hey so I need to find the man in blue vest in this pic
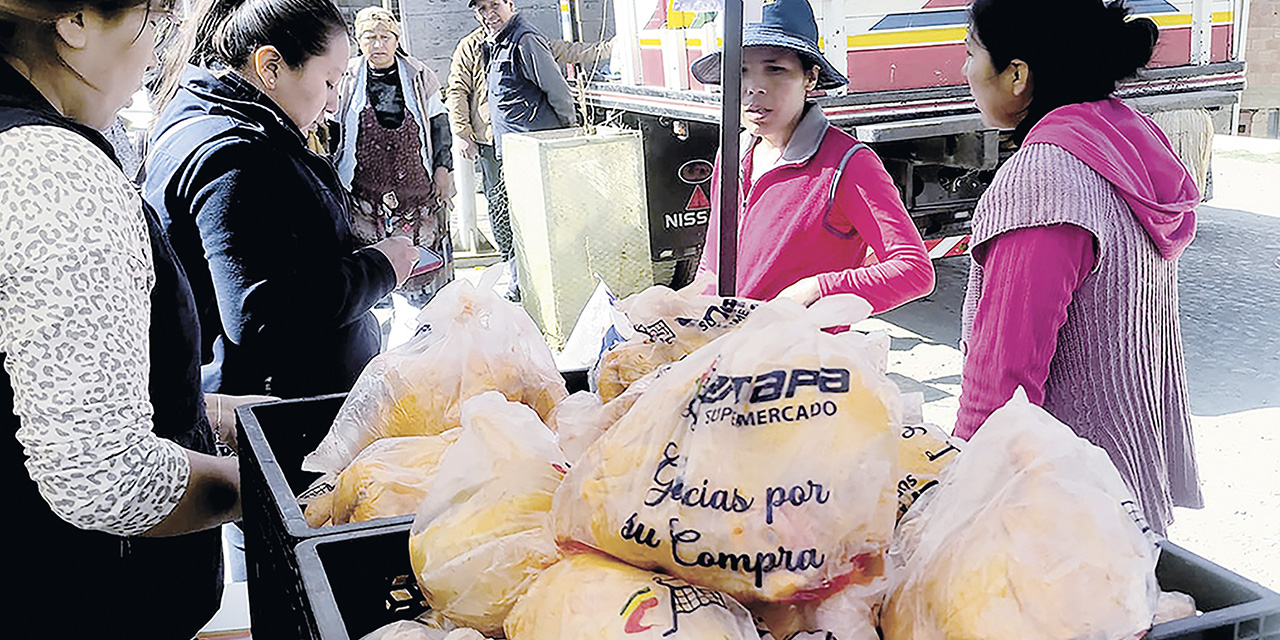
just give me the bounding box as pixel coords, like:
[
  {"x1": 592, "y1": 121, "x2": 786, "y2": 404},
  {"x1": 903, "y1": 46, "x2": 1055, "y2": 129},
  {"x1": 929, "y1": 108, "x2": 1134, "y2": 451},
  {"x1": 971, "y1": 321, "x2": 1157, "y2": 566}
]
[
  {"x1": 474, "y1": 0, "x2": 577, "y2": 152},
  {"x1": 469, "y1": 0, "x2": 577, "y2": 300}
]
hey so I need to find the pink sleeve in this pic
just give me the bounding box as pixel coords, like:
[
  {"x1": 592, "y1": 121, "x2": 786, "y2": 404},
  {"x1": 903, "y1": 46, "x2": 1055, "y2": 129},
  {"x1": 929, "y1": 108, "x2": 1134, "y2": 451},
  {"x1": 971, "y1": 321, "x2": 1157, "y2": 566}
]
[
  {"x1": 693, "y1": 158, "x2": 722, "y2": 294},
  {"x1": 814, "y1": 149, "x2": 936, "y2": 313},
  {"x1": 953, "y1": 224, "x2": 1097, "y2": 440}
]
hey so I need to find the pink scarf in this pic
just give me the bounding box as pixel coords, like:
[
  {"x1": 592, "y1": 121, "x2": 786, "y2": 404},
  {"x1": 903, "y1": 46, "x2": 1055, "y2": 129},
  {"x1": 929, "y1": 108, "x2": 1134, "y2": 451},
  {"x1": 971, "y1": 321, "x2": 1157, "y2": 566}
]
[{"x1": 1023, "y1": 98, "x2": 1199, "y2": 260}]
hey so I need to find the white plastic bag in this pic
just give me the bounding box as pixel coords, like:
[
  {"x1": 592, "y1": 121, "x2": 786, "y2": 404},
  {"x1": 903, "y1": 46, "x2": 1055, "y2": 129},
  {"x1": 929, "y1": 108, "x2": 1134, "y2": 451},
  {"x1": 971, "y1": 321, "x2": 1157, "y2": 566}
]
[
  {"x1": 553, "y1": 295, "x2": 902, "y2": 607},
  {"x1": 357, "y1": 620, "x2": 485, "y2": 640},
  {"x1": 303, "y1": 432, "x2": 460, "y2": 526},
  {"x1": 302, "y1": 273, "x2": 567, "y2": 475},
  {"x1": 549, "y1": 366, "x2": 667, "y2": 463},
  {"x1": 880, "y1": 388, "x2": 1160, "y2": 640},
  {"x1": 593, "y1": 279, "x2": 759, "y2": 401},
  {"x1": 556, "y1": 278, "x2": 635, "y2": 371},
  {"x1": 504, "y1": 552, "x2": 761, "y2": 640},
  {"x1": 409, "y1": 392, "x2": 567, "y2": 635}
]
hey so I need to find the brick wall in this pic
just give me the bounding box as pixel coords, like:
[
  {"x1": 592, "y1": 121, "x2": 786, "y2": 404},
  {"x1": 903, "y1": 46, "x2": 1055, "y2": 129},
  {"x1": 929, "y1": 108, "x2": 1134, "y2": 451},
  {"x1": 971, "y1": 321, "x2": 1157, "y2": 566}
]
[
  {"x1": 337, "y1": 0, "x2": 613, "y2": 85},
  {"x1": 1242, "y1": 0, "x2": 1280, "y2": 110}
]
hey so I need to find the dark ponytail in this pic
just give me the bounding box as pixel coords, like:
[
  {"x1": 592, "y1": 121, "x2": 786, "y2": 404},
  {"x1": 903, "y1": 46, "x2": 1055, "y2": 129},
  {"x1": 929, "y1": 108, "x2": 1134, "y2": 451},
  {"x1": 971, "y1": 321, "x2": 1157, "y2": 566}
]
[
  {"x1": 154, "y1": 0, "x2": 346, "y2": 113},
  {"x1": 968, "y1": 0, "x2": 1158, "y2": 141}
]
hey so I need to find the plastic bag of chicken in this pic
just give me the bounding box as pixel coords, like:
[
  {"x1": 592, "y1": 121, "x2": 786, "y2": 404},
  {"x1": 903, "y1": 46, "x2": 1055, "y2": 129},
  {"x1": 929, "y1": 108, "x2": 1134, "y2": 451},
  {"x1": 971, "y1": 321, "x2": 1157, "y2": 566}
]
[
  {"x1": 302, "y1": 271, "x2": 567, "y2": 475},
  {"x1": 550, "y1": 366, "x2": 667, "y2": 463},
  {"x1": 409, "y1": 392, "x2": 567, "y2": 635},
  {"x1": 894, "y1": 421, "x2": 961, "y2": 521},
  {"x1": 880, "y1": 388, "x2": 1160, "y2": 640},
  {"x1": 505, "y1": 552, "x2": 761, "y2": 640},
  {"x1": 593, "y1": 279, "x2": 759, "y2": 402},
  {"x1": 303, "y1": 432, "x2": 460, "y2": 526},
  {"x1": 554, "y1": 295, "x2": 901, "y2": 609},
  {"x1": 357, "y1": 620, "x2": 484, "y2": 640}
]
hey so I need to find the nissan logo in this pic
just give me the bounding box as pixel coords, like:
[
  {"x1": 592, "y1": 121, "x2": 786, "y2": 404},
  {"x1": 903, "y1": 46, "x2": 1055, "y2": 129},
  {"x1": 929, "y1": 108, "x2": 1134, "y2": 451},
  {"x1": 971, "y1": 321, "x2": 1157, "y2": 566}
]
[{"x1": 678, "y1": 159, "x2": 714, "y2": 185}]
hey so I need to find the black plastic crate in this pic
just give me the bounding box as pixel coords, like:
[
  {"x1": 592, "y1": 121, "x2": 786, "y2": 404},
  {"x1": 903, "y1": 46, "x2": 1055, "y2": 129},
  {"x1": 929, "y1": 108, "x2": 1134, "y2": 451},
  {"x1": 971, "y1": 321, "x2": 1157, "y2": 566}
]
[
  {"x1": 295, "y1": 528, "x2": 1280, "y2": 640},
  {"x1": 238, "y1": 371, "x2": 590, "y2": 638},
  {"x1": 238, "y1": 394, "x2": 414, "y2": 640},
  {"x1": 1150, "y1": 542, "x2": 1280, "y2": 640},
  {"x1": 296, "y1": 524, "x2": 421, "y2": 640}
]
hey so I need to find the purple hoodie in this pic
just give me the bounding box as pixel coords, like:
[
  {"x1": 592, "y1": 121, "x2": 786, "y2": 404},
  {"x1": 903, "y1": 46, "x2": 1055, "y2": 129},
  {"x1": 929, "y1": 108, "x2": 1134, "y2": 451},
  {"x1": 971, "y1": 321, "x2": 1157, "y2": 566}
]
[{"x1": 1023, "y1": 98, "x2": 1200, "y2": 260}]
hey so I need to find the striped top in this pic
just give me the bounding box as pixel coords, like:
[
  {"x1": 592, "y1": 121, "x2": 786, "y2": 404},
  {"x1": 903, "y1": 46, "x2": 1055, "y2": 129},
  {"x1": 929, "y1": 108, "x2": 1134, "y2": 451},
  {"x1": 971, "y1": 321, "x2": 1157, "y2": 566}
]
[{"x1": 961, "y1": 143, "x2": 1202, "y2": 534}]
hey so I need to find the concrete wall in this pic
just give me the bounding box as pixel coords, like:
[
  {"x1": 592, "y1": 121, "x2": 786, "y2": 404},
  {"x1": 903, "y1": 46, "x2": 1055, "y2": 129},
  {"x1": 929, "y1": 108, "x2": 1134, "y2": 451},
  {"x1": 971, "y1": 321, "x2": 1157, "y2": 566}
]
[
  {"x1": 1240, "y1": 0, "x2": 1279, "y2": 136},
  {"x1": 1241, "y1": 0, "x2": 1280, "y2": 110},
  {"x1": 337, "y1": 0, "x2": 613, "y2": 85}
]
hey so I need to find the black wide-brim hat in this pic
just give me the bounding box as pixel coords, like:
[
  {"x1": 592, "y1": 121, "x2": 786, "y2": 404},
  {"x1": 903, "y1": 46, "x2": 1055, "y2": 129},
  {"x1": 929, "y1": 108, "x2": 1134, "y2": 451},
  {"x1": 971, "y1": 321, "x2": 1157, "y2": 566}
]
[{"x1": 690, "y1": 0, "x2": 848, "y2": 90}]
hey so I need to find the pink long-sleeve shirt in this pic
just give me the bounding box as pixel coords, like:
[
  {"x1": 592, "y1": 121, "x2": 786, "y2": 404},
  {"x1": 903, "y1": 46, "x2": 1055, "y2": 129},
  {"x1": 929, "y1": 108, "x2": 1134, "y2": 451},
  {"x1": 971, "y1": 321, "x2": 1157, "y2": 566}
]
[
  {"x1": 953, "y1": 224, "x2": 1096, "y2": 439},
  {"x1": 696, "y1": 105, "x2": 934, "y2": 312}
]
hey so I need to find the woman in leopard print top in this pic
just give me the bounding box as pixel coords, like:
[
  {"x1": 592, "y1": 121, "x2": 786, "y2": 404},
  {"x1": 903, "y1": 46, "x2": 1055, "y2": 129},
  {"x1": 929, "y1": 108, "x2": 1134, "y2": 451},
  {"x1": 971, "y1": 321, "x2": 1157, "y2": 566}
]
[{"x1": 0, "y1": 1, "x2": 255, "y2": 634}]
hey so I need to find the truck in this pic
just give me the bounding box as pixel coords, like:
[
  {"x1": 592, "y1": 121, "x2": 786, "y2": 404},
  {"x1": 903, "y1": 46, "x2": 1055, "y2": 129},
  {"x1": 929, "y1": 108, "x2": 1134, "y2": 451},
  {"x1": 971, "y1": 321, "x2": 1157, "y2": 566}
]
[{"x1": 554, "y1": 0, "x2": 1249, "y2": 286}]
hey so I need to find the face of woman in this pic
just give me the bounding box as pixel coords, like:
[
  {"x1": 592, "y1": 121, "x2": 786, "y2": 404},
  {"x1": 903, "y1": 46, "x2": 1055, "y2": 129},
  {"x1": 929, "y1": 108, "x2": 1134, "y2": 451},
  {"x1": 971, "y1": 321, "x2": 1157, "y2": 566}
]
[
  {"x1": 740, "y1": 46, "x2": 817, "y2": 144},
  {"x1": 358, "y1": 25, "x2": 397, "y2": 70},
  {"x1": 269, "y1": 34, "x2": 350, "y2": 133},
  {"x1": 62, "y1": 3, "x2": 169, "y2": 129},
  {"x1": 962, "y1": 33, "x2": 1031, "y2": 130}
]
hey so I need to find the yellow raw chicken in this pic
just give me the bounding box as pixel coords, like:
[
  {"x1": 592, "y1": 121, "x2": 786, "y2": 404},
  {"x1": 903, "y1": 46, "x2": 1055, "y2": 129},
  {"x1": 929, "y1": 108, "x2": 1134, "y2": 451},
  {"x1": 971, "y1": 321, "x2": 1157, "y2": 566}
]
[
  {"x1": 880, "y1": 389, "x2": 1159, "y2": 640},
  {"x1": 894, "y1": 422, "x2": 961, "y2": 520},
  {"x1": 594, "y1": 284, "x2": 758, "y2": 402},
  {"x1": 302, "y1": 278, "x2": 567, "y2": 475},
  {"x1": 409, "y1": 393, "x2": 567, "y2": 635},
  {"x1": 317, "y1": 432, "x2": 459, "y2": 525},
  {"x1": 596, "y1": 340, "x2": 680, "y2": 403},
  {"x1": 504, "y1": 553, "x2": 760, "y2": 640},
  {"x1": 554, "y1": 296, "x2": 901, "y2": 605}
]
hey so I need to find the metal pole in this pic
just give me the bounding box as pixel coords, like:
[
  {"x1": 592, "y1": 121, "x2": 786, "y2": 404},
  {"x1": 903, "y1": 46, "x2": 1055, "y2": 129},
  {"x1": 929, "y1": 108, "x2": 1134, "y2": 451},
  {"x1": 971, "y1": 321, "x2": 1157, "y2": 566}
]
[
  {"x1": 717, "y1": 0, "x2": 743, "y2": 297},
  {"x1": 452, "y1": 136, "x2": 478, "y2": 253},
  {"x1": 1190, "y1": 0, "x2": 1211, "y2": 65}
]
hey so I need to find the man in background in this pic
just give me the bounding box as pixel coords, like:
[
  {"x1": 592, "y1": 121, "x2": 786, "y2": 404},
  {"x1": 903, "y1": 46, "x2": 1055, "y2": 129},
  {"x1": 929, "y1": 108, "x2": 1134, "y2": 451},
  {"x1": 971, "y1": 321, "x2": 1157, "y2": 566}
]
[{"x1": 449, "y1": 0, "x2": 610, "y2": 301}]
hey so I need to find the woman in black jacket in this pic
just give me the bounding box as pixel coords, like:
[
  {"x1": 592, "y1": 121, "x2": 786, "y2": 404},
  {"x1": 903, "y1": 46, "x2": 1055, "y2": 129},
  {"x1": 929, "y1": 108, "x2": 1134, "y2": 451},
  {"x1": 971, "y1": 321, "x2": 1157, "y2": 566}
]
[{"x1": 144, "y1": 0, "x2": 417, "y2": 399}]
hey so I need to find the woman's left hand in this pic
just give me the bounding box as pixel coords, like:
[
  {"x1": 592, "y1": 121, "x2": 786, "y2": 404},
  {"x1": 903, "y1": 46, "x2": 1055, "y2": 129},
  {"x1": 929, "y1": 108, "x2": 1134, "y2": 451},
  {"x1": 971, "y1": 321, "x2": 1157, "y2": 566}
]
[
  {"x1": 776, "y1": 276, "x2": 823, "y2": 307},
  {"x1": 207, "y1": 393, "x2": 279, "y2": 452},
  {"x1": 433, "y1": 167, "x2": 455, "y2": 202}
]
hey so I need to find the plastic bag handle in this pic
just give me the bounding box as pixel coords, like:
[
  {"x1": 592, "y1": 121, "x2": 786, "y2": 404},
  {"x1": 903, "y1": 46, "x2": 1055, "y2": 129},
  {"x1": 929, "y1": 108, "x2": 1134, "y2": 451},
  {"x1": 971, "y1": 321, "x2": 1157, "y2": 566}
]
[
  {"x1": 806, "y1": 293, "x2": 873, "y2": 328},
  {"x1": 478, "y1": 263, "x2": 505, "y2": 292}
]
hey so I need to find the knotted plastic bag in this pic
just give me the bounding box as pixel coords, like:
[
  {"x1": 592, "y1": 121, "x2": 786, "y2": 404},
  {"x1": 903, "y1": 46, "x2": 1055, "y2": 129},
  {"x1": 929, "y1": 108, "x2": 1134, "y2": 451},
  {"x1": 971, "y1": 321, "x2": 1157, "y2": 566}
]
[
  {"x1": 302, "y1": 272, "x2": 567, "y2": 475},
  {"x1": 594, "y1": 280, "x2": 758, "y2": 402},
  {"x1": 504, "y1": 552, "x2": 761, "y2": 640},
  {"x1": 880, "y1": 388, "x2": 1160, "y2": 640},
  {"x1": 554, "y1": 295, "x2": 902, "y2": 606},
  {"x1": 409, "y1": 392, "x2": 567, "y2": 635},
  {"x1": 550, "y1": 366, "x2": 667, "y2": 463}
]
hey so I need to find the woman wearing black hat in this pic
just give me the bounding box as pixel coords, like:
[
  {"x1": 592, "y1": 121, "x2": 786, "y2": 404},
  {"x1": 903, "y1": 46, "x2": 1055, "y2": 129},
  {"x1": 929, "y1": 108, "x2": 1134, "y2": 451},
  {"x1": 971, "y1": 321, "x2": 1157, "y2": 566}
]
[{"x1": 691, "y1": 0, "x2": 934, "y2": 313}]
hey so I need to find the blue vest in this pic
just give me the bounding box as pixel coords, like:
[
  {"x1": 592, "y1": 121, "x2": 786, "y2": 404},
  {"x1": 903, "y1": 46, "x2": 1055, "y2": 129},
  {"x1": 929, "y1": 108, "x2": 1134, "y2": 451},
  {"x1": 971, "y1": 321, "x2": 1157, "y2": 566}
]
[{"x1": 487, "y1": 12, "x2": 563, "y2": 153}]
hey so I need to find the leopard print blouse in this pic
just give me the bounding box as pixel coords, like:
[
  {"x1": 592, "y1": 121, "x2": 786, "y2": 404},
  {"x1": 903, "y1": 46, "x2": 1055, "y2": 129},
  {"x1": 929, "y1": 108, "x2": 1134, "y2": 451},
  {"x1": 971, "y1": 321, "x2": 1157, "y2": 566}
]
[{"x1": 0, "y1": 125, "x2": 189, "y2": 537}]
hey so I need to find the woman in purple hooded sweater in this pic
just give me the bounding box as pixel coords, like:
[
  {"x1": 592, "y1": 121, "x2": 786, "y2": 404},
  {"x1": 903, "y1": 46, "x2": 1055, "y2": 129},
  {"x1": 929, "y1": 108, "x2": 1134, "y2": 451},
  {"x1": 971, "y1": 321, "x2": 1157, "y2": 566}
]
[{"x1": 955, "y1": 0, "x2": 1202, "y2": 534}]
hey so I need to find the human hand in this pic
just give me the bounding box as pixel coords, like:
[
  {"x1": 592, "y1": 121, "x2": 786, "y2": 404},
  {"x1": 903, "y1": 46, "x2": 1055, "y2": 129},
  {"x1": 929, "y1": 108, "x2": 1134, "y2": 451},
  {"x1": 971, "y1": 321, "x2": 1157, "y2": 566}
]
[
  {"x1": 459, "y1": 137, "x2": 478, "y2": 160},
  {"x1": 775, "y1": 276, "x2": 823, "y2": 307},
  {"x1": 207, "y1": 393, "x2": 278, "y2": 452},
  {"x1": 371, "y1": 236, "x2": 418, "y2": 286},
  {"x1": 434, "y1": 166, "x2": 455, "y2": 201}
]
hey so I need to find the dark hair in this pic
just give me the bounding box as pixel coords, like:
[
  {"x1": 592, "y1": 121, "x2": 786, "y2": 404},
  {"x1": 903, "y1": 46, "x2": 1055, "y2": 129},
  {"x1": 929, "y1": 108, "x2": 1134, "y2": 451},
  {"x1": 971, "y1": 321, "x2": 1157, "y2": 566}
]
[
  {"x1": 969, "y1": 0, "x2": 1158, "y2": 140},
  {"x1": 0, "y1": 0, "x2": 158, "y2": 57},
  {"x1": 155, "y1": 0, "x2": 345, "y2": 112}
]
